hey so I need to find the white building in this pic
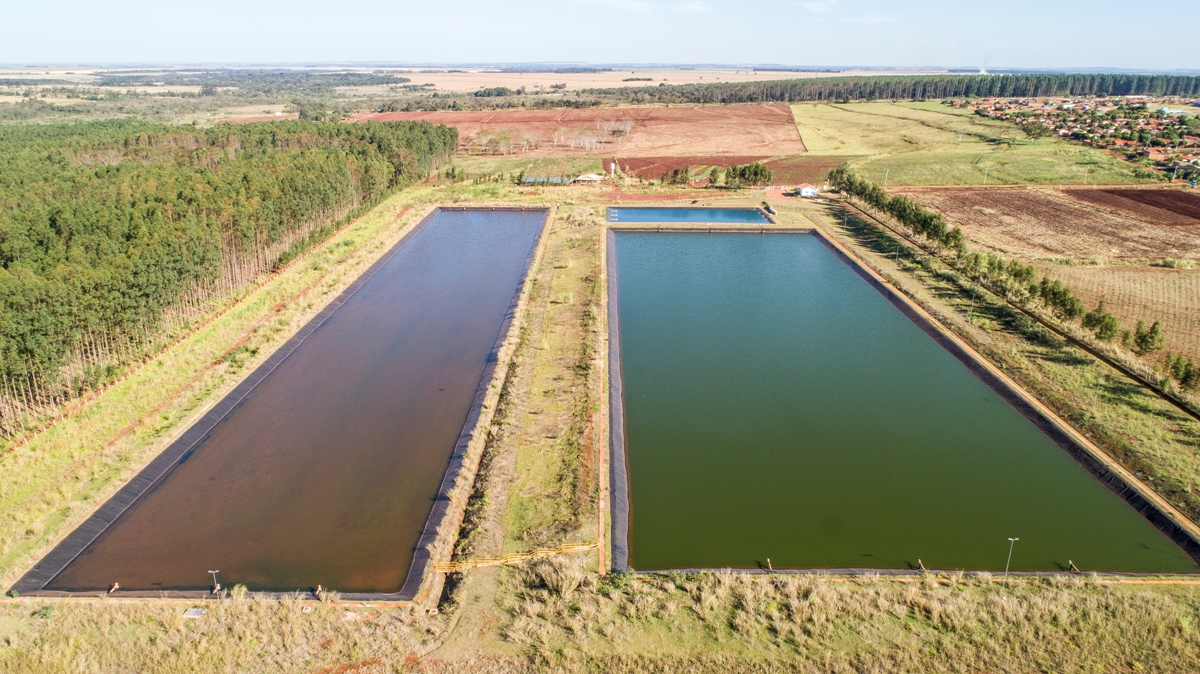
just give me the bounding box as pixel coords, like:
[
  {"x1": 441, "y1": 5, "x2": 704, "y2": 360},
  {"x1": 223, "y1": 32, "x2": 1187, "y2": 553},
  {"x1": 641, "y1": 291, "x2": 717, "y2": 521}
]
[
  {"x1": 573, "y1": 173, "x2": 604, "y2": 185},
  {"x1": 795, "y1": 184, "x2": 820, "y2": 198}
]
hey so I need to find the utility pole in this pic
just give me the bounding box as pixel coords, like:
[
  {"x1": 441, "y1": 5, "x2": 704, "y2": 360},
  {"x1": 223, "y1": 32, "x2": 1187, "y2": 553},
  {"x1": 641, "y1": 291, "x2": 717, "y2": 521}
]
[
  {"x1": 1083, "y1": 166, "x2": 1089, "y2": 184},
  {"x1": 983, "y1": 167, "x2": 989, "y2": 185},
  {"x1": 884, "y1": 169, "x2": 889, "y2": 186},
  {"x1": 1003, "y1": 538, "x2": 1019, "y2": 586}
]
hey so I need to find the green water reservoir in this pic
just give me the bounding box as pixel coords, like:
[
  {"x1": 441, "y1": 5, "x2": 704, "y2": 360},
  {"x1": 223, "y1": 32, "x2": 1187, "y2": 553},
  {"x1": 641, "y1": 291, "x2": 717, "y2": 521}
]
[{"x1": 610, "y1": 231, "x2": 1197, "y2": 573}]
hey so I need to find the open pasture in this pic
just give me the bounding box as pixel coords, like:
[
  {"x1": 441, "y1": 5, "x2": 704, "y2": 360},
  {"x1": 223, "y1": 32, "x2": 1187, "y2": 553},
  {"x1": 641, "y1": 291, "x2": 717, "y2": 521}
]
[
  {"x1": 793, "y1": 102, "x2": 1142, "y2": 185},
  {"x1": 352, "y1": 104, "x2": 807, "y2": 158},
  {"x1": 891, "y1": 187, "x2": 1200, "y2": 262}
]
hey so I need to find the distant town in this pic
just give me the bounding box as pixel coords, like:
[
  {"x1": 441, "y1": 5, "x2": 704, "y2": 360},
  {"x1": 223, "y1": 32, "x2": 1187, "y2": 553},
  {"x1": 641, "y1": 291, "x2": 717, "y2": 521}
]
[{"x1": 967, "y1": 96, "x2": 1200, "y2": 177}]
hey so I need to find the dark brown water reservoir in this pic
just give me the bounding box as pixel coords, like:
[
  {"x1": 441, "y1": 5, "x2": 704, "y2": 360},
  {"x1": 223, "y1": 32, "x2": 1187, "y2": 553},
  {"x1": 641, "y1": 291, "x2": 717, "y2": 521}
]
[{"x1": 27, "y1": 209, "x2": 545, "y2": 595}]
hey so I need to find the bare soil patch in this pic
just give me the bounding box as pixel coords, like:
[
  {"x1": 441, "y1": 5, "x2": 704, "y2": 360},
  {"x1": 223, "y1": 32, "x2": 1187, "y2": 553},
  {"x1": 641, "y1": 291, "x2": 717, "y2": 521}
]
[
  {"x1": 351, "y1": 105, "x2": 806, "y2": 158},
  {"x1": 1063, "y1": 188, "x2": 1200, "y2": 232},
  {"x1": 892, "y1": 187, "x2": 1200, "y2": 262}
]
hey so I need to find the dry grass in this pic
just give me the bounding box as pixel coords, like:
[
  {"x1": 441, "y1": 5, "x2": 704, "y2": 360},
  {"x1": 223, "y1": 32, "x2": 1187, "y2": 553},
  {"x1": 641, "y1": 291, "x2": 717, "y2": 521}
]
[
  {"x1": 792, "y1": 102, "x2": 1144, "y2": 185},
  {"x1": 469, "y1": 567, "x2": 1200, "y2": 673},
  {"x1": 0, "y1": 592, "x2": 450, "y2": 673},
  {"x1": 1040, "y1": 265, "x2": 1200, "y2": 358},
  {"x1": 500, "y1": 205, "x2": 603, "y2": 553},
  {"x1": 353, "y1": 105, "x2": 807, "y2": 158}
]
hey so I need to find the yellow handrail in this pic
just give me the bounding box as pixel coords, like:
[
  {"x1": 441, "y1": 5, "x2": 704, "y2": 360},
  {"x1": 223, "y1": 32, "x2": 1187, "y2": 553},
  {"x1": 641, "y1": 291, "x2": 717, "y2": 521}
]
[{"x1": 433, "y1": 541, "x2": 599, "y2": 573}]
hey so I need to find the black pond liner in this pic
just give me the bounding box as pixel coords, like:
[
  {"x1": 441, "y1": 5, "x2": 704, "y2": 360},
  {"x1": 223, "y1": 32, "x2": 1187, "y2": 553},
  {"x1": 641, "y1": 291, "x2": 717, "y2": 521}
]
[
  {"x1": 10, "y1": 207, "x2": 549, "y2": 600},
  {"x1": 605, "y1": 227, "x2": 1200, "y2": 573}
]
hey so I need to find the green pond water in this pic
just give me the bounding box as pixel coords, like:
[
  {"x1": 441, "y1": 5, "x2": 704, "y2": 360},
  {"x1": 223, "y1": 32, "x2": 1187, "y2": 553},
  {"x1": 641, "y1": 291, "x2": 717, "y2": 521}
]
[{"x1": 613, "y1": 232, "x2": 1198, "y2": 573}]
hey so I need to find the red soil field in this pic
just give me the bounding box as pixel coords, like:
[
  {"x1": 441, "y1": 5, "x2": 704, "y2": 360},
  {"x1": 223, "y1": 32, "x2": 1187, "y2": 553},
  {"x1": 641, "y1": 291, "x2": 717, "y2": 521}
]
[
  {"x1": 350, "y1": 105, "x2": 807, "y2": 158},
  {"x1": 1063, "y1": 189, "x2": 1200, "y2": 231},
  {"x1": 763, "y1": 156, "x2": 847, "y2": 185}
]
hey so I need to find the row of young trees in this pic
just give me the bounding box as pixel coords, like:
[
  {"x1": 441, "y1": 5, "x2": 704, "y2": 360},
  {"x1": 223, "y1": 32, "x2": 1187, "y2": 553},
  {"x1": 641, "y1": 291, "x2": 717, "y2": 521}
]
[
  {"x1": 0, "y1": 119, "x2": 457, "y2": 438},
  {"x1": 584, "y1": 74, "x2": 1200, "y2": 105},
  {"x1": 827, "y1": 167, "x2": 1196, "y2": 392}
]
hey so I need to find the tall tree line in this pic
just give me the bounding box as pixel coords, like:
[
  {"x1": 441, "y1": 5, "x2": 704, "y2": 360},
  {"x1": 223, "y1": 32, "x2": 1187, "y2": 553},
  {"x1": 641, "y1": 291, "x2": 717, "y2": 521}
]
[
  {"x1": 584, "y1": 74, "x2": 1200, "y2": 105},
  {"x1": 0, "y1": 119, "x2": 456, "y2": 438}
]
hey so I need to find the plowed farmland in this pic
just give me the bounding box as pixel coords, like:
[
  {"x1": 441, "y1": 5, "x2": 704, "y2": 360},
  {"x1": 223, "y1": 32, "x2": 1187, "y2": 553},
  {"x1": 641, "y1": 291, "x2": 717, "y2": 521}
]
[
  {"x1": 892, "y1": 187, "x2": 1200, "y2": 262},
  {"x1": 1063, "y1": 189, "x2": 1200, "y2": 232},
  {"x1": 351, "y1": 104, "x2": 807, "y2": 158}
]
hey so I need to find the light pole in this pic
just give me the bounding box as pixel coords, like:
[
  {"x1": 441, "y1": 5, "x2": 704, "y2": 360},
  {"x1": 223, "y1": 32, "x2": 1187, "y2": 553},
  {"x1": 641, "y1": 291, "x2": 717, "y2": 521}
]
[
  {"x1": 209, "y1": 570, "x2": 223, "y2": 623},
  {"x1": 1003, "y1": 538, "x2": 1019, "y2": 585}
]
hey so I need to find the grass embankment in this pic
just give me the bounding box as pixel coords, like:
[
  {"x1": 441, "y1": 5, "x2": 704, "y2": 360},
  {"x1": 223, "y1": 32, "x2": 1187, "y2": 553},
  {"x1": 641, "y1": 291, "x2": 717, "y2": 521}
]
[
  {"x1": 0, "y1": 192, "x2": 430, "y2": 589},
  {"x1": 791, "y1": 102, "x2": 1142, "y2": 186},
  {"x1": 5, "y1": 567, "x2": 1198, "y2": 673},
  {"x1": 778, "y1": 199, "x2": 1200, "y2": 522}
]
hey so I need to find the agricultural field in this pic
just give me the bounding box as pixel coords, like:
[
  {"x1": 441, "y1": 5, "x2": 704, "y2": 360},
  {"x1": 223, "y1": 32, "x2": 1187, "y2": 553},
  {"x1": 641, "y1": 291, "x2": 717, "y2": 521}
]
[
  {"x1": 793, "y1": 102, "x2": 1146, "y2": 185},
  {"x1": 1064, "y1": 188, "x2": 1200, "y2": 233},
  {"x1": 890, "y1": 185, "x2": 1200, "y2": 359},
  {"x1": 1042, "y1": 265, "x2": 1200, "y2": 358},
  {"x1": 889, "y1": 187, "x2": 1200, "y2": 262},
  {"x1": 352, "y1": 104, "x2": 807, "y2": 158}
]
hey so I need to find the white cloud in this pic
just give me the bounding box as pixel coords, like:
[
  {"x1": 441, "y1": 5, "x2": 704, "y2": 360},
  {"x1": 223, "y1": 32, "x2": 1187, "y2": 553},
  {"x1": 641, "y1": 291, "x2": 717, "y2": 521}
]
[
  {"x1": 570, "y1": 0, "x2": 652, "y2": 12},
  {"x1": 799, "y1": 0, "x2": 838, "y2": 13},
  {"x1": 674, "y1": 0, "x2": 713, "y2": 11}
]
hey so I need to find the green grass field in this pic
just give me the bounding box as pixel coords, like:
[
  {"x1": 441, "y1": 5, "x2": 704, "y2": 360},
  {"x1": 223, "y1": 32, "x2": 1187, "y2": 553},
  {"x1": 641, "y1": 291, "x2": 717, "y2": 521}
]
[{"x1": 791, "y1": 102, "x2": 1145, "y2": 186}]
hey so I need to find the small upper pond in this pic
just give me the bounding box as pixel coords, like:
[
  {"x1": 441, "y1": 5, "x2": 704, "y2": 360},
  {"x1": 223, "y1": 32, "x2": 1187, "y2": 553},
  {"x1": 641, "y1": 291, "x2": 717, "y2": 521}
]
[
  {"x1": 37, "y1": 209, "x2": 545, "y2": 594},
  {"x1": 607, "y1": 207, "x2": 770, "y2": 224},
  {"x1": 611, "y1": 231, "x2": 1198, "y2": 573}
]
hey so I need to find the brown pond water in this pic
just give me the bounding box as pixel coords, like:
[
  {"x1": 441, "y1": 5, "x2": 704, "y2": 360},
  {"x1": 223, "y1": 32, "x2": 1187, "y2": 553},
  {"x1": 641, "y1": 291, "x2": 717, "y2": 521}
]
[{"x1": 43, "y1": 209, "x2": 544, "y2": 594}]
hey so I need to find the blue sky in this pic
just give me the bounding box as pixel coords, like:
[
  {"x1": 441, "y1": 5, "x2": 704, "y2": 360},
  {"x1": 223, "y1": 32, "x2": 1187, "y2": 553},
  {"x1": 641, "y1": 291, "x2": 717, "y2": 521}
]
[{"x1": 3, "y1": 0, "x2": 1194, "y2": 71}]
